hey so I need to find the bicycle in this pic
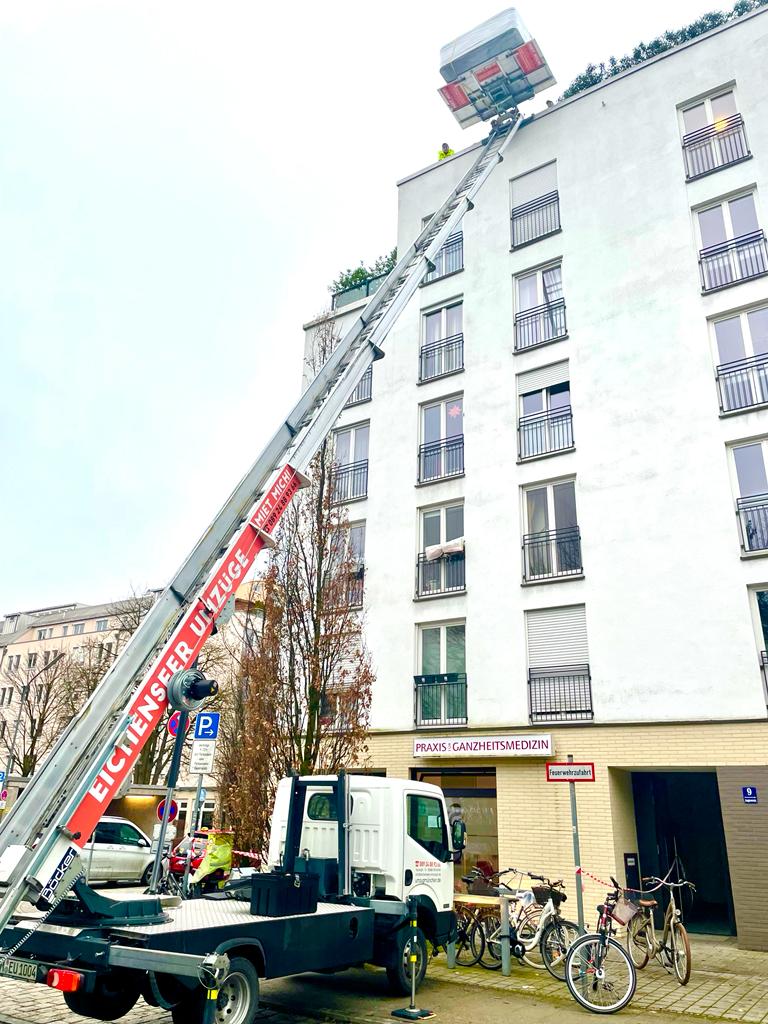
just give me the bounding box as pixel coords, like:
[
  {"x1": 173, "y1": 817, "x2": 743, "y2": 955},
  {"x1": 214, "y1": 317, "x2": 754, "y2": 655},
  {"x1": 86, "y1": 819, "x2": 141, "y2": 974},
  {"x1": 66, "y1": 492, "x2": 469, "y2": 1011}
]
[
  {"x1": 565, "y1": 876, "x2": 637, "y2": 1014},
  {"x1": 452, "y1": 898, "x2": 486, "y2": 967},
  {"x1": 626, "y1": 875, "x2": 695, "y2": 985}
]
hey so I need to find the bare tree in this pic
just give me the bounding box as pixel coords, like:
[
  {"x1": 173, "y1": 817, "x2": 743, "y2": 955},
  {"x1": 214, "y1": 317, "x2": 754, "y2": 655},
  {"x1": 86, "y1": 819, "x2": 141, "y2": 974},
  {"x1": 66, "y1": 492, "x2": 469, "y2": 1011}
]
[{"x1": 2, "y1": 654, "x2": 69, "y2": 776}]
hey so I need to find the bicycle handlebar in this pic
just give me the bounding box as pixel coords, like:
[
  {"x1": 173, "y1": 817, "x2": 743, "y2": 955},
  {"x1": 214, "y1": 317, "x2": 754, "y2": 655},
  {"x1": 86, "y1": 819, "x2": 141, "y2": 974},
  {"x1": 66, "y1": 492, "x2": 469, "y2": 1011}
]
[{"x1": 643, "y1": 875, "x2": 696, "y2": 890}]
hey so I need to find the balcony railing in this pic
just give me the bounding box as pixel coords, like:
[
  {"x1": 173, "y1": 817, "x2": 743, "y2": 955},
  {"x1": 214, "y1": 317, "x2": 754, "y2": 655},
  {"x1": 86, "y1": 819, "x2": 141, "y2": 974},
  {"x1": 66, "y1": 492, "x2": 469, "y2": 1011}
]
[
  {"x1": 418, "y1": 435, "x2": 464, "y2": 483},
  {"x1": 423, "y1": 232, "x2": 464, "y2": 284},
  {"x1": 699, "y1": 230, "x2": 768, "y2": 292},
  {"x1": 528, "y1": 664, "x2": 593, "y2": 722},
  {"x1": 416, "y1": 551, "x2": 466, "y2": 598},
  {"x1": 683, "y1": 114, "x2": 750, "y2": 181},
  {"x1": 414, "y1": 672, "x2": 468, "y2": 727},
  {"x1": 716, "y1": 353, "x2": 768, "y2": 413},
  {"x1": 331, "y1": 272, "x2": 388, "y2": 311},
  {"x1": 332, "y1": 460, "x2": 368, "y2": 503},
  {"x1": 419, "y1": 334, "x2": 464, "y2": 382},
  {"x1": 518, "y1": 406, "x2": 574, "y2": 460},
  {"x1": 511, "y1": 191, "x2": 561, "y2": 249},
  {"x1": 345, "y1": 366, "x2": 373, "y2": 407},
  {"x1": 736, "y1": 493, "x2": 768, "y2": 552},
  {"x1": 514, "y1": 298, "x2": 567, "y2": 352},
  {"x1": 522, "y1": 526, "x2": 582, "y2": 581}
]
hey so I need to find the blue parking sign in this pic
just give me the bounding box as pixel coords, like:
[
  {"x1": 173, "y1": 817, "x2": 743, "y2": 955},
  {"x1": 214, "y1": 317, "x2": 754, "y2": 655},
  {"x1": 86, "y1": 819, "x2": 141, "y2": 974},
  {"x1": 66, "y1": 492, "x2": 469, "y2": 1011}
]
[
  {"x1": 193, "y1": 712, "x2": 220, "y2": 741},
  {"x1": 742, "y1": 786, "x2": 758, "y2": 804}
]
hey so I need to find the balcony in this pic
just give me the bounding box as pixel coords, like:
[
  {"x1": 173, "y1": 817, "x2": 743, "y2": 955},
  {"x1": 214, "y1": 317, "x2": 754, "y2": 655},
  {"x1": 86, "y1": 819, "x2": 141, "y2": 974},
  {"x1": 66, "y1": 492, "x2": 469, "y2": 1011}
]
[
  {"x1": 736, "y1": 494, "x2": 768, "y2": 552},
  {"x1": 522, "y1": 526, "x2": 582, "y2": 581},
  {"x1": 419, "y1": 334, "x2": 464, "y2": 382},
  {"x1": 414, "y1": 673, "x2": 468, "y2": 727},
  {"x1": 416, "y1": 550, "x2": 466, "y2": 598},
  {"x1": 683, "y1": 114, "x2": 750, "y2": 181},
  {"x1": 717, "y1": 354, "x2": 768, "y2": 413},
  {"x1": 332, "y1": 460, "x2": 368, "y2": 503},
  {"x1": 699, "y1": 231, "x2": 768, "y2": 292},
  {"x1": 514, "y1": 298, "x2": 567, "y2": 352},
  {"x1": 423, "y1": 232, "x2": 464, "y2": 284},
  {"x1": 331, "y1": 272, "x2": 387, "y2": 311},
  {"x1": 345, "y1": 366, "x2": 372, "y2": 408},
  {"x1": 528, "y1": 664, "x2": 593, "y2": 723},
  {"x1": 518, "y1": 406, "x2": 574, "y2": 460},
  {"x1": 511, "y1": 191, "x2": 561, "y2": 249},
  {"x1": 418, "y1": 436, "x2": 464, "y2": 483}
]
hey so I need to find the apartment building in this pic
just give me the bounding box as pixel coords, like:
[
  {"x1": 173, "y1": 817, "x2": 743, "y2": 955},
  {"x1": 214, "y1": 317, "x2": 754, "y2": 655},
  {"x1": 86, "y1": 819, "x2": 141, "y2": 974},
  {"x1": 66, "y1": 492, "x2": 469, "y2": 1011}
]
[{"x1": 303, "y1": 9, "x2": 768, "y2": 948}]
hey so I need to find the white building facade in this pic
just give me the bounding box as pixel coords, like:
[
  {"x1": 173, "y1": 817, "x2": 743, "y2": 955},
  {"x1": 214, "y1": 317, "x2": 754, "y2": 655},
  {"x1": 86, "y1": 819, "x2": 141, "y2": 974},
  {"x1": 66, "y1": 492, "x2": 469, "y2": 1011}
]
[{"x1": 304, "y1": 10, "x2": 768, "y2": 948}]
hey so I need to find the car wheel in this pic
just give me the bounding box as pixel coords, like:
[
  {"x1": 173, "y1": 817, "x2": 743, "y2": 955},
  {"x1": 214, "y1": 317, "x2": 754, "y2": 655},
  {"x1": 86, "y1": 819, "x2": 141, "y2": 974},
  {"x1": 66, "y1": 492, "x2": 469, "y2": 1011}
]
[{"x1": 140, "y1": 863, "x2": 154, "y2": 888}]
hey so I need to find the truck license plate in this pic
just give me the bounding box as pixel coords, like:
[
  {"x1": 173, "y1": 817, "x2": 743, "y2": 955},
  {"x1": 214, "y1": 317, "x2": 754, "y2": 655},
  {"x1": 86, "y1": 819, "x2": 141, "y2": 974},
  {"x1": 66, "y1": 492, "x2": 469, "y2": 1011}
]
[{"x1": 0, "y1": 957, "x2": 40, "y2": 983}]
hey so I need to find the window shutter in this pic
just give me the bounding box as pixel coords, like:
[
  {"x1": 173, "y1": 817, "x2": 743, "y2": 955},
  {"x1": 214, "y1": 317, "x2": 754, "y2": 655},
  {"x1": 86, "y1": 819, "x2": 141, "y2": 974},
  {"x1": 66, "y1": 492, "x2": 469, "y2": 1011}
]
[
  {"x1": 517, "y1": 360, "x2": 569, "y2": 396},
  {"x1": 526, "y1": 605, "x2": 588, "y2": 667},
  {"x1": 511, "y1": 162, "x2": 557, "y2": 207}
]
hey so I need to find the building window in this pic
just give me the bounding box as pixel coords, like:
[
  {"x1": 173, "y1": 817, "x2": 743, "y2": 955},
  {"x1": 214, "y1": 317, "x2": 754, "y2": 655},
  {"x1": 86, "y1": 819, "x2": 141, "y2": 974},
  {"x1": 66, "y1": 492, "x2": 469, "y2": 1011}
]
[
  {"x1": 27, "y1": 653, "x2": 37, "y2": 669},
  {"x1": 514, "y1": 263, "x2": 566, "y2": 352},
  {"x1": 62, "y1": 625, "x2": 69, "y2": 637},
  {"x1": 418, "y1": 396, "x2": 464, "y2": 483},
  {"x1": 697, "y1": 192, "x2": 767, "y2": 292},
  {"x1": 510, "y1": 163, "x2": 560, "y2": 249},
  {"x1": 415, "y1": 621, "x2": 467, "y2": 727},
  {"x1": 73, "y1": 623, "x2": 85, "y2": 635},
  {"x1": 525, "y1": 604, "x2": 592, "y2": 722},
  {"x1": 522, "y1": 479, "x2": 582, "y2": 581},
  {"x1": 0, "y1": 720, "x2": 5, "y2": 740},
  {"x1": 5, "y1": 655, "x2": 20, "y2": 675},
  {"x1": 422, "y1": 215, "x2": 464, "y2": 284},
  {"x1": 5, "y1": 687, "x2": 12, "y2": 706},
  {"x1": 517, "y1": 361, "x2": 573, "y2": 460},
  {"x1": 750, "y1": 590, "x2": 768, "y2": 705},
  {"x1": 417, "y1": 504, "x2": 465, "y2": 598},
  {"x1": 344, "y1": 366, "x2": 373, "y2": 408},
  {"x1": 681, "y1": 89, "x2": 749, "y2": 180},
  {"x1": 732, "y1": 441, "x2": 768, "y2": 552},
  {"x1": 420, "y1": 302, "x2": 464, "y2": 382},
  {"x1": 347, "y1": 522, "x2": 366, "y2": 608},
  {"x1": 712, "y1": 306, "x2": 768, "y2": 414},
  {"x1": 332, "y1": 423, "x2": 369, "y2": 503},
  {"x1": 36, "y1": 628, "x2": 52, "y2": 641},
  {"x1": 96, "y1": 619, "x2": 108, "y2": 632}
]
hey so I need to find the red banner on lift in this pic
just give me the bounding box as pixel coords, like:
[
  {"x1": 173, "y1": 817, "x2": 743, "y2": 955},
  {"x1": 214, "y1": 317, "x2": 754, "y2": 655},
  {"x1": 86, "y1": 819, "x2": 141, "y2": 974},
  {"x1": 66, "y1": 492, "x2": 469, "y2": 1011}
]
[{"x1": 66, "y1": 464, "x2": 306, "y2": 845}]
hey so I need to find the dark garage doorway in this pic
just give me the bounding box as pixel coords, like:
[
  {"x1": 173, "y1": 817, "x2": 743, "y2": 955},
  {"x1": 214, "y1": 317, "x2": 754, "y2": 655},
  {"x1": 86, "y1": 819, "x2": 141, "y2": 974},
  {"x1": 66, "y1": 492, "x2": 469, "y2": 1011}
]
[{"x1": 632, "y1": 771, "x2": 735, "y2": 935}]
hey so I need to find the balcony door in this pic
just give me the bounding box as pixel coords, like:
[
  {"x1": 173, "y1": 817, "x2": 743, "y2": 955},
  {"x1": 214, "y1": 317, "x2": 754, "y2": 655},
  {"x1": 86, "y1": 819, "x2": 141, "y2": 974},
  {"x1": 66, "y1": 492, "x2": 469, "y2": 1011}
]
[
  {"x1": 421, "y1": 397, "x2": 464, "y2": 481},
  {"x1": 698, "y1": 193, "x2": 765, "y2": 289},
  {"x1": 422, "y1": 303, "x2": 463, "y2": 381},
  {"x1": 682, "y1": 90, "x2": 746, "y2": 177},
  {"x1": 418, "y1": 622, "x2": 466, "y2": 724},
  {"x1": 515, "y1": 264, "x2": 564, "y2": 349},
  {"x1": 420, "y1": 504, "x2": 464, "y2": 595},
  {"x1": 518, "y1": 360, "x2": 572, "y2": 459},
  {"x1": 334, "y1": 423, "x2": 369, "y2": 502},
  {"x1": 524, "y1": 480, "x2": 580, "y2": 578},
  {"x1": 733, "y1": 442, "x2": 768, "y2": 551},
  {"x1": 713, "y1": 308, "x2": 768, "y2": 411}
]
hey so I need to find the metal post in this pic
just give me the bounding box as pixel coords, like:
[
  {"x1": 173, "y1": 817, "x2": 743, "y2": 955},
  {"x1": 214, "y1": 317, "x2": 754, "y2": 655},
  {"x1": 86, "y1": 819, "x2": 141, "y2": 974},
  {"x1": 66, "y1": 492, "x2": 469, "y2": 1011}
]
[
  {"x1": 500, "y1": 893, "x2": 512, "y2": 976},
  {"x1": 391, "y1": 896, "x2": 434, "y2": 1021},
  {"x1": 568, "y1": 753, "x2": 585, "y2": 931},
  {"x1": 149, "y1": 710, "x2": 188, "y2": 893},
  {"x1": 182, "y1": 774, "x2": 204, "y2": 897}
]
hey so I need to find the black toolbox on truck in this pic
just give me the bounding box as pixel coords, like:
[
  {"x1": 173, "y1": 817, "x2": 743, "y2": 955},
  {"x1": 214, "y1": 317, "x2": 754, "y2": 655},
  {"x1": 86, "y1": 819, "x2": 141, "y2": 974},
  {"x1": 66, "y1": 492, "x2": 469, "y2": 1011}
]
[{"x1": 250, "y1": 872, "x2": 319, "y2": 917}]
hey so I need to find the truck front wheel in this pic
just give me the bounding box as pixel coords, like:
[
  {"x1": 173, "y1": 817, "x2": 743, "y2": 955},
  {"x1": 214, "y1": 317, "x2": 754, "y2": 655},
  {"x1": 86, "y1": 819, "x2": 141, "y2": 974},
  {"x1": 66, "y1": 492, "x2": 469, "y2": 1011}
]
[
  {"x1": 386, "y1": 927, "x2": 427, "y2": 995},
  {"x1": 171, "y1": 956, "x2": 260, "y2": 1024}
]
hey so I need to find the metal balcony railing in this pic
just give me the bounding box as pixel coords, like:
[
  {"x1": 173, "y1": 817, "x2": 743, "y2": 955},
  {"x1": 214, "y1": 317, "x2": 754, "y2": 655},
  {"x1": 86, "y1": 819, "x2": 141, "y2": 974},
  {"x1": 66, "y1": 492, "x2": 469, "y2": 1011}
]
[
  {"x1": 419, "y1": 334, "x2": 464, "y2": 382},
  {"x1": 514, "y1": 298, "x2": 567, "y2": 352},
  {"x1": 699, "y1": 230, "x2": 768, "y2": 292},
  {"x1": 331, "y1": 272, "x2": 388, "y2": 311},
  {"x1": 683, "y1": 114, "x2": 750, "y2": 181},
  {"x1": 511, "y1": 191, "x2": 561, "y2": 249},
  {"x1": 522, "y1": 526, "x2": 582, "y2": 581},
  {"x1": 423, "y1": 232, "x2": 464, "y2": 284},
  {"x1": 518, "y1": 405, "x2": 574, "y2": 459},
  {"x1": 344, "y1": 366, "x2": 372, "y2": 407},
  {"x1": 716, "y1": 353, "x2": 768, "y2": 413},
  {"x1": 416, "y1": 551, "x2": 466, "y2": 598},
  {"x1": 418, "y1": 435, "x2": 464, "y2": 483},
  {"x1": 736, "y1": 493, "x2": 768, "y2": 552},
  {"x1": 332, "y1": 460, "x2": 368, "y2": 503},
  {"x1": 528, "y1": 664, "x2": 593, "y2": 722},
  {"x1": 414, "y1": 672, "x2": 468, "y2": 727}
]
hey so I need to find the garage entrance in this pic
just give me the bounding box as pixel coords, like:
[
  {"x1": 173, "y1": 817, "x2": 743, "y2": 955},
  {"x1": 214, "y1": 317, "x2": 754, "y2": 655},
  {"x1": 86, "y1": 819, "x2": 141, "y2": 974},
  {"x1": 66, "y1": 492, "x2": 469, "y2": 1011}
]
[{"x1": 632, "y1": 771, "x2": 735, "y2": 935}]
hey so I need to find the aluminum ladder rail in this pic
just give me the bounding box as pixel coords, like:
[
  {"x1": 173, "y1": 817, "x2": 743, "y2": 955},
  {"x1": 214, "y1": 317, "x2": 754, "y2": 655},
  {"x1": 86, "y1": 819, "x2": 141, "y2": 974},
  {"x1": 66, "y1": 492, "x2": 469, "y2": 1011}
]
[{"x1": 0, "y1": 115, "x2": 523, "y2": 932}]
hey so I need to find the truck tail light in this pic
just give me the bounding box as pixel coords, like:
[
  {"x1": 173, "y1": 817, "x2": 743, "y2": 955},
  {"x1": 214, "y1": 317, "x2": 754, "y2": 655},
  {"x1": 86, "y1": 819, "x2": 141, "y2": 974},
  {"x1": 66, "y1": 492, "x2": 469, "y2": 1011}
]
[
  {"x1": 515, "y1": 41, "x2": 543, "y2": 74},
  {"x1": 47, "y1": 968, "x2": 83, "y2": 993},
  {"x1": 439, "y1": 83, "x2": 470, "y2": 111}
]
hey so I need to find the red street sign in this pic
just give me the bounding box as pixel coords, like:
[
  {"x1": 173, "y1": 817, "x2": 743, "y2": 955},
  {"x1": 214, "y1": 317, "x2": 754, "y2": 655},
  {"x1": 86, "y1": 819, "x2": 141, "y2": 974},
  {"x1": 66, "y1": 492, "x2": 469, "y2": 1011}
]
[
  {"x1": 157, "y1": 799, "x2": 178, "y2": 822},
  {"x1": 167, "y1": 711, "x2": 191, "y2": 738},
  {"x1": 546, "y1": 762, "x2": 596, "y2": 783}
]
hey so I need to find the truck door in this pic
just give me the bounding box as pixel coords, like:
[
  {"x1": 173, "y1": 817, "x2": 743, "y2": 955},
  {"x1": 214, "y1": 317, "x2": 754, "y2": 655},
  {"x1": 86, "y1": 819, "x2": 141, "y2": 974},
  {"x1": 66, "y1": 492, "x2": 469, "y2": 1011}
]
[{"x1": 403, "y1": 792, "x2": 452, "y2": 911}]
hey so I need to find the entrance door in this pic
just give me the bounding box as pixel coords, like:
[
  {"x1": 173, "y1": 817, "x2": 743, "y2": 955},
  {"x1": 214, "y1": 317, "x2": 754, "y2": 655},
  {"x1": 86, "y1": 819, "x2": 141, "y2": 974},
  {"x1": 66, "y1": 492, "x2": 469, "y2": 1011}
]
[{"x1": 632, "y1": 771, "x2": 735, "y2": 934}]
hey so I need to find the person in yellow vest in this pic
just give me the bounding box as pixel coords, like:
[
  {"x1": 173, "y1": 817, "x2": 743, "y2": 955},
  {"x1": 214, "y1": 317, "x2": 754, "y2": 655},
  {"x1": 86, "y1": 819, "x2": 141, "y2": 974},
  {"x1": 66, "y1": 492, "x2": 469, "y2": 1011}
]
[{"x1": 438, "y1": 142, "x2": 455, "y2": 160}]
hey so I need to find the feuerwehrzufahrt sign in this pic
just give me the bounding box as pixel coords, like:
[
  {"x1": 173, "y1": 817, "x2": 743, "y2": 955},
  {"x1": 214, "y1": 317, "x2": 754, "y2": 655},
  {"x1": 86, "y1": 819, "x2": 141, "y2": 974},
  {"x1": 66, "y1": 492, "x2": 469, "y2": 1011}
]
[
  {"x1": 546, "y1": 761, "x2": 595, "y2": 783},
  {"x1": 413, "y1": 734, "x2": 552, "y2": 758}
]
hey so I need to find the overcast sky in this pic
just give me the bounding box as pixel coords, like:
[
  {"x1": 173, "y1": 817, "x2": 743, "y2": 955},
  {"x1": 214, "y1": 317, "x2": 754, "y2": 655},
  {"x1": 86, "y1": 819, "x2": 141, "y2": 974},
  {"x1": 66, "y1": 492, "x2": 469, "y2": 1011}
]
[{"x1": 0, "y1": 0, "x2": 714, "y2": 612}]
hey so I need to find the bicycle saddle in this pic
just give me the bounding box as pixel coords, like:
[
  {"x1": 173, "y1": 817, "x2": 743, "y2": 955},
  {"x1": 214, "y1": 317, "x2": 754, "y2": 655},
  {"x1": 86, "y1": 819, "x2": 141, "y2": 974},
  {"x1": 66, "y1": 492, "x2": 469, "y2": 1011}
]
[{"x1": 638, "y1": 898, "x2": 657, "y2": 908}]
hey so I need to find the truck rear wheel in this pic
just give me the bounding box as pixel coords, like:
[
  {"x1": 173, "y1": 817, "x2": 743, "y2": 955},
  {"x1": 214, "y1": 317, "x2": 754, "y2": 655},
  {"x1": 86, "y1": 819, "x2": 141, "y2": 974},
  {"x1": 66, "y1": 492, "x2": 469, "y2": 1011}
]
[
  {"x1": 386, "y1": 927, "x2": 427, "y2": 995},
  {"x1": 170, "y1": 956, "x2": 260, "y2": 1024},
  {"x1": 63, "y1": 973, "x2": 140, "y2": 1021}
]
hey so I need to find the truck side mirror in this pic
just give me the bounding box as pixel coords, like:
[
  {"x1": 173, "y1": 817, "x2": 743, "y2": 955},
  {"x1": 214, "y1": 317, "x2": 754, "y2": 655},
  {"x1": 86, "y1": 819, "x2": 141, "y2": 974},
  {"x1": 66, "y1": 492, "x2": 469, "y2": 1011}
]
[{"x1": 451, "y1": 820, "x2": 466, "y2": 852}]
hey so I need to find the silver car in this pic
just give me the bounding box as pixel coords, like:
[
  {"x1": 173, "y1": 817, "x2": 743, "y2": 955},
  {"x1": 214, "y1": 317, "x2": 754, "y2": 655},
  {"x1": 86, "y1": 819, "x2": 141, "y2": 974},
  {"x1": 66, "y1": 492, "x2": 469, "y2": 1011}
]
[{"x1": 83, "y1": 816, "x2": 154, "y2": 885}]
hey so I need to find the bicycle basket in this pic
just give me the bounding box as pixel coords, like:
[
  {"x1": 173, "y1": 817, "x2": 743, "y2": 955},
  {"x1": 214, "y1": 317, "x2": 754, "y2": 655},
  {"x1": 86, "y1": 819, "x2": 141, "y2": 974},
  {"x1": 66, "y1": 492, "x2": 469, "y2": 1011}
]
[
  {"x1": 612, "y1": 898, "x2": 640, "y2": 925},
  {"x1": 531, "y1": 885, "x2": 565, "y2": 907},
  {"x1": 468, "y1": 879, "x2": 497, "y2": 897}
]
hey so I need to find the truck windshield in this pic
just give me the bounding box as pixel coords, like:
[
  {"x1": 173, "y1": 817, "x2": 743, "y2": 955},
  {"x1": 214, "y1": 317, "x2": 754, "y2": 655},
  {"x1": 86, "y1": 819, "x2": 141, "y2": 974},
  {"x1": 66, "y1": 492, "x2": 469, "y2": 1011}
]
[{"x1": 407, "y1": 795, "x2": 449, "y2": 860}]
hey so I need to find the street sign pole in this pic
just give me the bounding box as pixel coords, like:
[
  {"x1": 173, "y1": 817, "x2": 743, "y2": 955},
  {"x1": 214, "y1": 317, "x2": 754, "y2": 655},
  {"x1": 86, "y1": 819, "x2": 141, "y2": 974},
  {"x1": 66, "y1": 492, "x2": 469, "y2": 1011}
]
[
  {"x1": 149, "y1": 709, "x2": 189, "y2": 894},
  {"x1": 568, "y1": 753, "x2": 585, "y2": 931}
]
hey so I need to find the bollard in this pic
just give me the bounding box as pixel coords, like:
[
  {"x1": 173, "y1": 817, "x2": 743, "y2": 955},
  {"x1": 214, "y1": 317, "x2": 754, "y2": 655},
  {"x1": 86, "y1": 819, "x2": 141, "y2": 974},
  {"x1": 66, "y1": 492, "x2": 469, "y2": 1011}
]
[
  {"x1": 391, "y1": 897, "x2": 435, "y2": 1021},
  {"x1": 500, "y1": 894, "x2": 512, "y2": 977}
]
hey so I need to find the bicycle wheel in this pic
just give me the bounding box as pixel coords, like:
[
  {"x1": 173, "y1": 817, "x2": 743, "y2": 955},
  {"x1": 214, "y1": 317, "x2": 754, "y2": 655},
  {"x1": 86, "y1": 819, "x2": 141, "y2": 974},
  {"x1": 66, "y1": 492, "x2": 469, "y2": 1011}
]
[
  {"x1": 626, "y1": 913, "x2": 651, "y2": 970},
  {"x1": 454, "y1": 908, "x2": 485, "y2": 967},
  {"x1": 541, "y1": 918, "x2": 581, "y2": 981},
  {"x1": 671, "y1": 920, "x2": 691, "y2": 986},
  {"x1": 519, "y1": 904, "x2": 546, "y2": 969},
  {"x1": 565, "y1": 934, "x2": 637, "y2": 1014},
  {"x1": 476, "y1": 910, "x2": 502, "y2": 970}
]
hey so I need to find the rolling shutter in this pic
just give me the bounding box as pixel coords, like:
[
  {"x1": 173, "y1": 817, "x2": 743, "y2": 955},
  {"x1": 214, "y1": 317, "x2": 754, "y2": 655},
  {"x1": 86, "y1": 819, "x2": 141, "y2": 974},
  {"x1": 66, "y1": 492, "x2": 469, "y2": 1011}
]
[
  {"x1": 516, "y1": 360, "x2": 568, "y2": 396},
  {"x1": 526, "y1": 605, "x2": 588, "y2": 667},
  {"x1": 511, "y1": 162, "x2": 557, "y2": 207}
]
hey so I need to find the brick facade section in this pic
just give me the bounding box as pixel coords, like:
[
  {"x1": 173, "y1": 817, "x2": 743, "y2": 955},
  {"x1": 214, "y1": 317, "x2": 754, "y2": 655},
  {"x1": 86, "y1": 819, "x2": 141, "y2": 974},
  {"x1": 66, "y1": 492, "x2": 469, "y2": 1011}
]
[{"x1": 718, "y1": 766, "x2": 768, "y2": 950}]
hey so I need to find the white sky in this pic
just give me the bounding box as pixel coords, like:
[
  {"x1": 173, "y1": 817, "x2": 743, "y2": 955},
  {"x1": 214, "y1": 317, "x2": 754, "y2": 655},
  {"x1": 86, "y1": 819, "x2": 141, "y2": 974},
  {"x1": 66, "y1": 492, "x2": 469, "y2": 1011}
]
[{"x1": 0, "y1": 0, "x2": 714, "y2": 612}]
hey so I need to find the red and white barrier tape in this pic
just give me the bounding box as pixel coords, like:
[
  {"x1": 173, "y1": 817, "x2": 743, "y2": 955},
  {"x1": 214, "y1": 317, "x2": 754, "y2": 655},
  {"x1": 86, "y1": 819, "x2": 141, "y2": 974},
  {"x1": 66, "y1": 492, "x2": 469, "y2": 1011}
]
[{"x1": 232, "y1": 849, "x2": 261, "y2": 861}]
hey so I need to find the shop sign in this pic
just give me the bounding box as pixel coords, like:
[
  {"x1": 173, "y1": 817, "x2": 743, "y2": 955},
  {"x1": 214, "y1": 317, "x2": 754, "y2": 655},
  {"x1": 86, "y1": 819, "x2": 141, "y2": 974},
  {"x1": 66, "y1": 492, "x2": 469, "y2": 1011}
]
[{"x1": 413, "y1": 734, "x2": 552, "y2": 758}]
